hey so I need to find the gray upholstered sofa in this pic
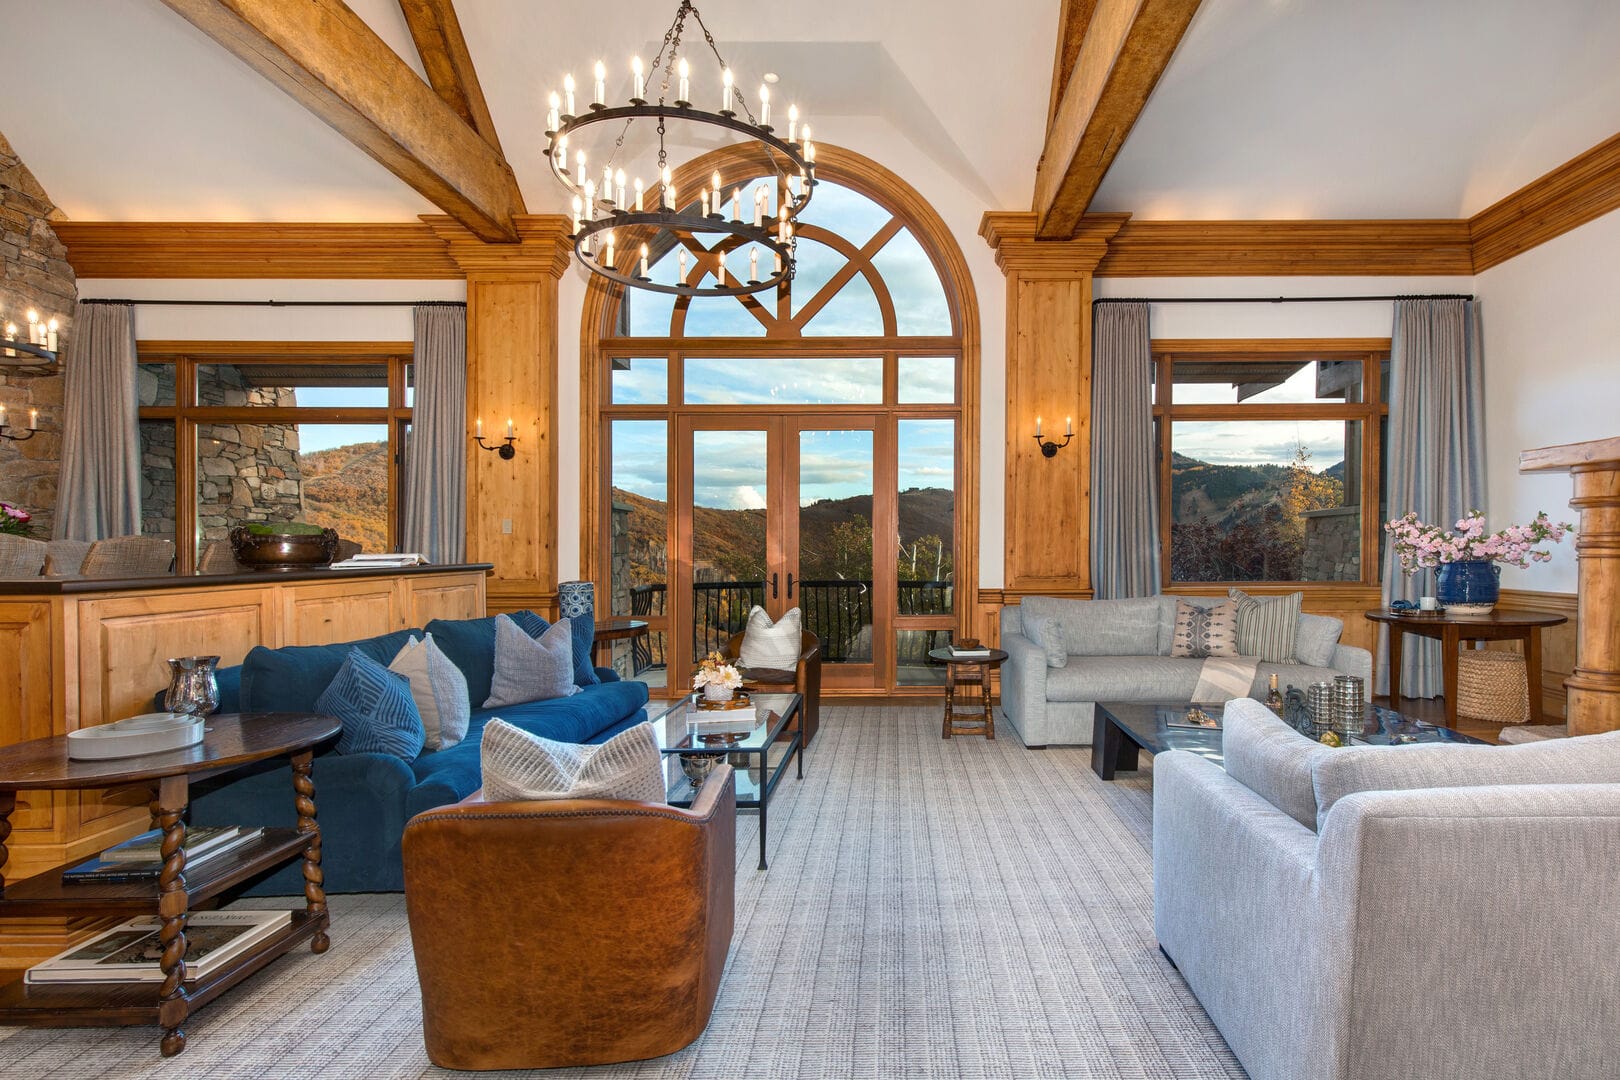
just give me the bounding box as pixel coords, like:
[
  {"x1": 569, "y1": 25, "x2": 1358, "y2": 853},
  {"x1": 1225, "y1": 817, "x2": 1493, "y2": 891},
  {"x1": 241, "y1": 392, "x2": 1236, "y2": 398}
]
[
  {"x1": 1155, "y1": 699, "x2": 1620, "y2": 1080},
  {"x1": 998, "y1": 595, "x2": 1372, "y2": 747}
]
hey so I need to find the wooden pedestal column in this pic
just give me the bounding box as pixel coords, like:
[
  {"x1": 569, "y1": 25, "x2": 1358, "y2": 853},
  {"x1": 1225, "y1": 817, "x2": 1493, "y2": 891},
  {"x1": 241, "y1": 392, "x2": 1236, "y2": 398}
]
[
  {"x1": 980, "y1": 212, "x2": 1127, "y2": 599},
  {"x1": 1521, "y1": 436, "x2": 1620, "y2": 735},
  {"x1": 428, "y1": 215, "x2": 572, "y2": 617}
]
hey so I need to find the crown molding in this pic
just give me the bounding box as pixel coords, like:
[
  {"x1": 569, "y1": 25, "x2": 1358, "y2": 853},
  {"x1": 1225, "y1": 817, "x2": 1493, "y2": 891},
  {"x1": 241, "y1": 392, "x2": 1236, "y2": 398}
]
[
  {"x1": 1469, "y1": 130, "x2": 1620, "y2": 272},
  {"x1": 980, "y1": 211, "x2": 1129, "y2": 273},
  {"x1": 53, "y1": 221, "x2": 461, "y2": 279},
  {"x1": 422, "y1": 214, "x2": 572, "y2": 279},
  {"x1": 1097, "y1": 219, "x2": 1474, "y2": 276}
]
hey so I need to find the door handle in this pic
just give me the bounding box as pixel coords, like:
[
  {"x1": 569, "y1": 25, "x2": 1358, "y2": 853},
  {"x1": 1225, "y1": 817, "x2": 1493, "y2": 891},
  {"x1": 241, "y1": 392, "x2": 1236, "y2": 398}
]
[
  {"x1": 787, "y1": 573, "x2": 795, "y2": 598},
  {"x1": 770, "y1": 572, "x2": 779, "y2": 599}
]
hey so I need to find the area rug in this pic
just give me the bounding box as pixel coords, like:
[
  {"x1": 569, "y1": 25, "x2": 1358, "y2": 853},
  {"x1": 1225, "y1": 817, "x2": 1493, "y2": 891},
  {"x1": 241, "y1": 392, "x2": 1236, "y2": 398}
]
[{"x1": 0, "y1": 706, "x2": 1242, "y2": 1079}]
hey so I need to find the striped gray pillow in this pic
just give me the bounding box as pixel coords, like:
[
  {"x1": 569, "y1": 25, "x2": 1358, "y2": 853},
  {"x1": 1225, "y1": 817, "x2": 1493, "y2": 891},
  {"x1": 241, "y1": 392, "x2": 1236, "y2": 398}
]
[{"x1": 1227, "y1": 589, "x2": 1302, "y2": 663}]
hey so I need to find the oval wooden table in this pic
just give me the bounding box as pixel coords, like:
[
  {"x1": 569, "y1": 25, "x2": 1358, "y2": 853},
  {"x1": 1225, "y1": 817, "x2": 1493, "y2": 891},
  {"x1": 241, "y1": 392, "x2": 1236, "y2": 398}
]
[
  {"x1": 0, "y1": 712, "x2": 340, "y2": 1057},
  {"x1": 1364, "y1": 609, "x2": 1568, "y2": 727}
]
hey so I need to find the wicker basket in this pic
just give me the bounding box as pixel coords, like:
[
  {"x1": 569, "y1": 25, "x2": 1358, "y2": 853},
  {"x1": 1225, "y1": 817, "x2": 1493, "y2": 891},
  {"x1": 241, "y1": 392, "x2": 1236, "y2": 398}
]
[{"x1": 1456, "y1": 650, "x2": 1530, "y2": 724}]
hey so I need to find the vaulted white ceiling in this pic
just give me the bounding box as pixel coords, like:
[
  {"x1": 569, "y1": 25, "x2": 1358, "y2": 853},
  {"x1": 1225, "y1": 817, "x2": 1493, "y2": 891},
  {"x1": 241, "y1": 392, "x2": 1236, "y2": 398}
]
[{"x1": 0, "y1": 0, "x2": 1615, "y2": 224}]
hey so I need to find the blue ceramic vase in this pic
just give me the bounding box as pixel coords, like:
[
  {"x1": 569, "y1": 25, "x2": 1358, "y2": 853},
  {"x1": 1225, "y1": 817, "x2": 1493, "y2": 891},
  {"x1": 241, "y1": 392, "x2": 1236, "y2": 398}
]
[{"x1": 1435, "y1": 559, "x2": 1499, "y2": 614}]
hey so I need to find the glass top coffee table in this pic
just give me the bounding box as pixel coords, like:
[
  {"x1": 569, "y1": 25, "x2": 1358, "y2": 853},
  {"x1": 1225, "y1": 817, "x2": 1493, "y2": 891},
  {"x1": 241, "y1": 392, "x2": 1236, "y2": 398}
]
[
  {"x1": 651, "y1": 692, "x2": 803, "y2": 869},
  {"x1": 1091, "y1": 700, "x2": 1489, "y2": 780}
]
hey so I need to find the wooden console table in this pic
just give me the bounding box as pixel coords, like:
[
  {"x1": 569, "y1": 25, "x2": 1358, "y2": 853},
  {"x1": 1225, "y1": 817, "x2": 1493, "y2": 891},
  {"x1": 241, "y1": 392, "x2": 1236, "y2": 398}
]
[
  {"x1": 0, "y1": 713, "x2": 340, "y2": 1057},
  {"x1": 1522, "y1": 435, "x2": 1620, "y2": 735},
  {"x1": 1365, "y1": 610, "x2": 1567, "y2": 727}
]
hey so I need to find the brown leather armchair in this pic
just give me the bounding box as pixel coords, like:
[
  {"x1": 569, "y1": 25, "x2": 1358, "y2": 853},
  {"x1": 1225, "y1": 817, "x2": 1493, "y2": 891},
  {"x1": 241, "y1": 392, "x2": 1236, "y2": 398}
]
[
  {"x1": 724, "y1": 630, "x2": 823, "y2": 745},
  {"x1": 402, "y1": 767, "x2": 736, "y2": 1071}
]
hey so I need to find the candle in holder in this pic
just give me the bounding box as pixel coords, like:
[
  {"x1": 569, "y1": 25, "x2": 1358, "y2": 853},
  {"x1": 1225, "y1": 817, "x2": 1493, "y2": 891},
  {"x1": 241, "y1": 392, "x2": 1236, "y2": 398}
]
[
  {"x1": 547, "y1": 92, "x2": 560, "y2": 132},
  {"x1": 700, "y1": 188, "x2": 709, "y2": 217},
  {"x1": 663, "y1": 165, "x2": 674, "y2": 210},
  {"x1": 47, "y1": 318, "x2": 58, "y2": 352},
  {"x1": 775, "y1": 249, "x2": 783, "y2": 274},
  {"x1": 614, "y1": 168, "x2": 626, "y2": 208},
  {"x1": 731, "y1": 188, "x2": 740, "y2": 221},
  {"x1": 759, "y1": 84, "x2": 771, "y2": 128},
  {"x1": 1035, "y1": 416, "x2": 1043, "y2": 438},
  {"x1": 678, "y1": 248, "x2": 688, "y2": 283},
  {"x1": 584, "y1": 179, "x2": 596, "y2": 215},
  {"x1": 633, "y1": 177, "x2": 644, "y2": 211},
  {"x1": 721, "y1": 67, "x2": 733, "y2": 112},
  {"x1": 593, "y1": 60, "x2": 606, "y2": 107},
  {"x1": 711, "y1": 171, "x2": 722, "y2": 204},
  {"x1": 475, "y1": 417, "x2": 483, "y2": 438},
  {"x1": 602, "y1": 165, "x2": 614, "y2": 204},
  {"x1": 563, "y1": 73, "x2": 576, "y2": 116},
  {"x1": 749, "y1": 247, "x2": 758, "y2": 282},
  {"x1": 3, "y1": 323, "x2": 14, "y2": 357},
  {"x1": 754, "y1": 184, "x2": 768, "y2": 226},
  {"x1": 575, "y1": 147, "x2": 587, "y2": 178},
  {"x1": 604, "y1": 230, "x2": 615, "y2": 267},
  {"x1": 26, "y1": 310, "x2": 39, "y2": 345},
  {"x1": 29, "y1": 408, "x2": 37, "y2": 430},
  {"x1": 788, "y1": 104, "x2": 799, "y2": 142},
  {"x1": 631, "y1": 55, "x2": 645, "y2": 100},
  {"x1": 506, "y1": 418, "x2": 515, "y2": 439},
  {"x1": 677, "y1": 58, "x2": 690, "y2": 103},
  {"x1": 639, "y1": 243, "x2": 649, "y2": 279},
  {"x1": 1066, "y1": 416, "x2": 1074, "y2": 437},
  {"x1": 570, "y1": 196, "x2": 582, "y2": 234}
]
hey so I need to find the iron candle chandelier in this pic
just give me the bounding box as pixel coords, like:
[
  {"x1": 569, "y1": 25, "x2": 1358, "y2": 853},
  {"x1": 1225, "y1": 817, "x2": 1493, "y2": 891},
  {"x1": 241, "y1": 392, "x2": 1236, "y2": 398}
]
[{"x1": 544, "y1": 0, "x2": 818, "y2": 297}]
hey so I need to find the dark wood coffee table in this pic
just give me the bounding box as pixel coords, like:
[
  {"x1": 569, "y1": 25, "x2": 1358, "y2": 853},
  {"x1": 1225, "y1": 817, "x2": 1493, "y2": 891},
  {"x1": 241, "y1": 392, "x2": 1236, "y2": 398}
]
[
  {"x1": 0, "y1": 713, "x2": 340, "y2": 1057},
  {"x1": 1092, "y1": 700, "x2": 1488, "y2": 779}
]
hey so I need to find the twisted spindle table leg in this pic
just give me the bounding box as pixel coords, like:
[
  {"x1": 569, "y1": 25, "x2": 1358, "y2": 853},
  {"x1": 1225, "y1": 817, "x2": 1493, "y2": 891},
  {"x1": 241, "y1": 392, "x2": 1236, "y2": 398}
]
[
  {"x1": 155, "y1": 774, "x2": 190, "y2": 1057},
  {"x1": 292, "y1": 751, "x2": 329, "y2": 953}
]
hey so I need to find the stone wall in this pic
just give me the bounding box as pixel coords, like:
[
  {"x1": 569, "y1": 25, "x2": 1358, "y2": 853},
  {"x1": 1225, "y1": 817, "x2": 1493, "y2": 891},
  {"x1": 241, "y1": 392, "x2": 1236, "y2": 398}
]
[
  {"x1": 0, "y1": 129, "x2": 74, "y2": 538},
  {"x1": 1301, "y1": 506, "x2": 1361, "y2": 582}
]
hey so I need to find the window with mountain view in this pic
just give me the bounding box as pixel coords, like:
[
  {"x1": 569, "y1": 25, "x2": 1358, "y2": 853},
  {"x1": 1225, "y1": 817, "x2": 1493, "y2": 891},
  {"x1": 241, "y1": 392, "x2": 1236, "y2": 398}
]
[
  {"x1": 137, "y1": 348, "x2": 414, "y2": 572},
  {"x1": 1154, "y1": 346, "x2": 1388, "y2": 585},
  {"x1": 594, "y1": 166, "x2": 967, "y2": 692}
]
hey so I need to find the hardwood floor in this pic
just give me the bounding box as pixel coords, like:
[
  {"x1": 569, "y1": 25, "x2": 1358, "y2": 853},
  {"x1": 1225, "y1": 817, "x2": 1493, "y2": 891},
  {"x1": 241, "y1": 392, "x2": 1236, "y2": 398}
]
[{"x1": 1372, "y1": 694, "x2": 1548, "y2": 745}]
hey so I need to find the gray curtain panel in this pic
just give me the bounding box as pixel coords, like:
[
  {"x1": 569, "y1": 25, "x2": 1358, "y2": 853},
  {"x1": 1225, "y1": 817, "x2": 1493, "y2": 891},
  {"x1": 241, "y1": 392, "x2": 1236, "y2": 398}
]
[
  {"x1": 1090, "y1": 300, "x2": 1161, "y2": 599},
  {"x1": 402, "y1": 304, "x2": 468, "y2": 563},
  {"x1": 54, "y1": 301, "x2": 140, "y2": 542},
  {"x1": 1379, "y1": 298, "x2": 1486, "y2": 697}
]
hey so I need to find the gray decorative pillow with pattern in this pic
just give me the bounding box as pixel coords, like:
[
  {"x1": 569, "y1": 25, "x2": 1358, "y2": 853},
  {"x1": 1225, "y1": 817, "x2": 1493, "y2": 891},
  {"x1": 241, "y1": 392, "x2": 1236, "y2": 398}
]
[
  {"x1": 1170, "y1": 599, "x2": 1240, "y2": 658},
  {"x1": 480, "y1": 719, "x2": 667, "y2": 803},
  {"x1": 1227, "y1": 589, "x2": 1303, "y2": 663},
  {"x1": 484, "y1": 614, "x2": 579, "y2": 708}
]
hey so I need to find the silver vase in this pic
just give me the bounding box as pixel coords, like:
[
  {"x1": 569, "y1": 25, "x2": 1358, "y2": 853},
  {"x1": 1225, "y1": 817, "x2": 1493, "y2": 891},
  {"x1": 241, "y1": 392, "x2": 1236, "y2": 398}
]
[{"x1": 164, "y1": 656, "x2": 220, "y2": 717}]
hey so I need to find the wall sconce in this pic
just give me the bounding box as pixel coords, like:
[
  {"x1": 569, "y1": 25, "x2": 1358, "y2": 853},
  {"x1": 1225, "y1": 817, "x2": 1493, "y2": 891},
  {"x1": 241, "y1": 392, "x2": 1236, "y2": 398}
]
[
  {"x1": 1032, "y1": 416, "x2": 1073, "y2": 458},
  {"x1": 0, "y1": 405, "x2": 38, "y2": 442},
  {"x1": 473, "y1": 417, "x2": 518, "y2": 459}
]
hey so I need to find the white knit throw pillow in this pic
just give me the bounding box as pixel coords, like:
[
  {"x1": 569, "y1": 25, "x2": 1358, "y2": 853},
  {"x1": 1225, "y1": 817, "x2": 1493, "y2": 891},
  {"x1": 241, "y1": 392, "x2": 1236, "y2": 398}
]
[
  {"x1": 738, "y1": 606, "x2": 803, "y2": 671},
  {"x1": 480, "y1": 719, "x2": 667, "y2": 803}
]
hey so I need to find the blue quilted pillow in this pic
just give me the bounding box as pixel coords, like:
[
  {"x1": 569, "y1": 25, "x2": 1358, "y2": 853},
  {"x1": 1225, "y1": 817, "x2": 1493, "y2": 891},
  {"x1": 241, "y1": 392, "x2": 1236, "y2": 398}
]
[
  {"x1": 316, "y1": 649, "x2": 426, "y2": 761},
  {"x1": 511, "y1": 609, "x2": 598, "y2": 688}
]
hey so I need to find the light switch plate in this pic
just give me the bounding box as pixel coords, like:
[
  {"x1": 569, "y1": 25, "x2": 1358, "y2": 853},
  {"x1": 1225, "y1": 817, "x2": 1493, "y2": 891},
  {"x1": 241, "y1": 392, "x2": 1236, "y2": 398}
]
[{"x1": 501, "y1": 519, "x2": 513, "y2": 534}]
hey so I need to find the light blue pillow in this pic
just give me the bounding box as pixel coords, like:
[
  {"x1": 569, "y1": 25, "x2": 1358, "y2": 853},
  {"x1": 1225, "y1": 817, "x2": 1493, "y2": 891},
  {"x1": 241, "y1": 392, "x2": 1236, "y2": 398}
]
[
  {"x1": 484, "y1": 614, "x2": 579, "y2": 708},
  {"x1": 511, "y1": 605, "x2": 598, "y2": 687},
  {"x1": 316, "y1": 649, "x2": 426, "y2": 761}
]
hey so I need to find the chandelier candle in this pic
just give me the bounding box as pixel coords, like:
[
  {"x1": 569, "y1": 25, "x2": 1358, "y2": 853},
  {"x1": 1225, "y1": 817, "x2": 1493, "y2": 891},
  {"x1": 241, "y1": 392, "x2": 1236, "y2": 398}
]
[
  {"x1": 593, "y1": 60, "x2": 606, "y2": 107},
  {"x1": 721, "y1": 67, "x2": 733, "y2": 113},
  {"x1": 633, "y1": 177, "x2": 644, "y2": 211},
  {"x1": 678, "y1": 57, "x2": 690, "y2": 104},
  {"x1": 662, "y1": 166, "x2": 674, "y2": 209},
  {"x1": 640, "y1": 244, "x2": 650, "y2": 279},
  {"x1": 631, "y1": 55, "x2": 645, "y2": 101},
  {"x1": 679, "y1": 248, "x2": 688, "y2": 282},
  {"x1": 615, "y1": 169, "x2": 626, "y2": 208},
  {"x1": 759, "y1": 84, "x2": 771, "y2": 128},
  {"x1": 788, "y1": 103, "x2": 798, "y2": 141},
  {"x1": 749, "y1": 248, "x2": 758, "y2": 282},
  {"x1": 731, "y1": 188, "x2": 740, "y2": 221},
  {"x1": 547, "y1": 93, "x2": 560, "y2": 132},
  {"x1": 563, "y1": 73, "x2": 575, "y2": 116}
]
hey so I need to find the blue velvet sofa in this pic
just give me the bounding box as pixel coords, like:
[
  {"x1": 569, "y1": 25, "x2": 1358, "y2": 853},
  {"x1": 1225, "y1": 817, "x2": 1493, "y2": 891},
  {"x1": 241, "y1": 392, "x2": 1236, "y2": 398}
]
[{"x1": 186, "y1": 612, "x2": 650, "y2": 894}]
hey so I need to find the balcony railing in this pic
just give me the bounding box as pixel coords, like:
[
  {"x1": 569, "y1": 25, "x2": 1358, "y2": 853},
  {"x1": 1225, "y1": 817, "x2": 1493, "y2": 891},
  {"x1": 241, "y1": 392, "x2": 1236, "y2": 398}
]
[{"x1": 624, "y1": 579, "x2": 953, "y2": 673}]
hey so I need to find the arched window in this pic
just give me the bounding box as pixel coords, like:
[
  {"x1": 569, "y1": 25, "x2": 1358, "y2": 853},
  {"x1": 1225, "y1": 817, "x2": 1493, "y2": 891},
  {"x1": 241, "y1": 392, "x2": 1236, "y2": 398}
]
[{"x1": 580, "y1": 145, "x2": 979, "y2": 696}]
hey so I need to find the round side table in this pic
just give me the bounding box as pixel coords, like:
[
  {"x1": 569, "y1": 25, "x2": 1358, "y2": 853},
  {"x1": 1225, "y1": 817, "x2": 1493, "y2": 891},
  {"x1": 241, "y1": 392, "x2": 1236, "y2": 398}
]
[{"x1": 928, "y1": 647, "x2": 1009, "y2": 740}]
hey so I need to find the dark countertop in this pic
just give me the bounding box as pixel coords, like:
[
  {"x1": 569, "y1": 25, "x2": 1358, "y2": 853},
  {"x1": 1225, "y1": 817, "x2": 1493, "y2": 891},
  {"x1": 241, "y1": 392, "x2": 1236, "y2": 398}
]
[{"x1": 0, "y1": 562, "x2": 494, "y2": 596}]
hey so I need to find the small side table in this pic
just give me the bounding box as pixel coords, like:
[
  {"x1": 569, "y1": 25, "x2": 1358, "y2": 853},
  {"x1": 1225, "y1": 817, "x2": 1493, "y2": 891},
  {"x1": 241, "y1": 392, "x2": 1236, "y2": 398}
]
[
  {"x1": 929, "y1": 648, "x2": 1009, "y2": 740},
  {"x1": 0, "y1": 713, "x2": 340, "y2": 1057},
  {"x1": 593, "y1": 618, "x2": 650, "y2": 668},
  {"x1": 1364, "y1": 609, "x2": 1568, "y2": 727}
]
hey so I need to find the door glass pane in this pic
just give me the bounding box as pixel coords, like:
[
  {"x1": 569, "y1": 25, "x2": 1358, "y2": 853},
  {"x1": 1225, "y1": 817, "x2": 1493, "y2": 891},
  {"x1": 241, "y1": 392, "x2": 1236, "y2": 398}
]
[
  {"x1": 1170, "y1": 419, "x2": 1361, "y2": 582},
  {"x1": 610, "y1": 357, "x2": 668, "y2": 404},
  {"x1": 196, "y1": 363, "x2": 389, "y2": 408},
  {"x1": 896, "y1": 356, "x2": 956, "y2": 403},
  {"x1": 610, "y1": 419, "x2": 668, "y2": 686},
  {"x1": 692, "y1": 430, "x2": 768, "y2": 661},
  {"x1": 797, "y1": 429, "x2": 874, "y2": 665},
  {"x1": 898, "y1": 419, "x2": 955, "y2": 611},
  {"x1": 684, "y1": 357, "x2": 881, "y2": 405},
  {"x1": 195, "y1": 421, "x2": 389, "y2": 560},
  {"x1": 1171, "y1": 359, "x2": 1362, "y2": 405},
  {"x1": 897, "y1": 629, "x2": 951, "y2": 686}
]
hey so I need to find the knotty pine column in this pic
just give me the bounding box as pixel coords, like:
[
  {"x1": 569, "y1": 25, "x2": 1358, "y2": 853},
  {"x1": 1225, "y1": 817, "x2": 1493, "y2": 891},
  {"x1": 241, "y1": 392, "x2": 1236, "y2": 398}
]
[
  {"x1": 980, "y1": 212, "x2": 1127, "y2": 598},
  {"x1": 429, "y1": 215, "x2": 572, "y2": 616}
]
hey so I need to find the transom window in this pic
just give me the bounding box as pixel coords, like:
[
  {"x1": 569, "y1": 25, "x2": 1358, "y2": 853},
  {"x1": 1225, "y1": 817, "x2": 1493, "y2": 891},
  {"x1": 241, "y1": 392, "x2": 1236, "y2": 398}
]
[{"x1": 1152, "y1": 340, "x2": 1389, "y2": 585}]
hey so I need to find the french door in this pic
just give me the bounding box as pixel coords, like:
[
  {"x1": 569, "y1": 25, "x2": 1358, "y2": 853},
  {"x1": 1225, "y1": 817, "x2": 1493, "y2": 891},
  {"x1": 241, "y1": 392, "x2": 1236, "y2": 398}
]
[{"x1": 672, "y1": 414, "x2": 887, "y2": 691}]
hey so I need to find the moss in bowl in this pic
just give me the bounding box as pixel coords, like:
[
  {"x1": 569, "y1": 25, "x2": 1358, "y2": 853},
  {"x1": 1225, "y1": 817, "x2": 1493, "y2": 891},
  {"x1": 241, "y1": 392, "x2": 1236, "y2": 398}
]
[{"x1": 230, "y1": 522, "x2": 340, "y2": 571}]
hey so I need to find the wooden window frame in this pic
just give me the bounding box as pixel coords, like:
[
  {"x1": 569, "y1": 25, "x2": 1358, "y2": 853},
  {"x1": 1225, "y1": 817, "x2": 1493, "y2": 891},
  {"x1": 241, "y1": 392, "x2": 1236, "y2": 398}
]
[
  {"x1": 1151, "y1": 338, "x2": 1391, "y2": 590},
  {"x1": 578, "y1": 144, "x2": 982, "y2": 696},
  {"x1": 135, "y1": 340, "x2": 413, "y2": 573}
]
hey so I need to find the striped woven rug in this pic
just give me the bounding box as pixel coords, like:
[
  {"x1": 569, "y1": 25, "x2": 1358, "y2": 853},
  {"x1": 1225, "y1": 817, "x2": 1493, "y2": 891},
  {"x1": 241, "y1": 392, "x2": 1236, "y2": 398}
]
[{"x1": 0, "y1": 705, "x2": 1242, "y2": 1079}]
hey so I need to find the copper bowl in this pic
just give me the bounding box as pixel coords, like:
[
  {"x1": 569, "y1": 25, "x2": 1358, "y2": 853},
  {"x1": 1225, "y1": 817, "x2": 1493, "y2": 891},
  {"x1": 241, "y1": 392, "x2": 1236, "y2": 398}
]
[{"x1": 229, "y1": 526, "x2": 339, "y2": 572}]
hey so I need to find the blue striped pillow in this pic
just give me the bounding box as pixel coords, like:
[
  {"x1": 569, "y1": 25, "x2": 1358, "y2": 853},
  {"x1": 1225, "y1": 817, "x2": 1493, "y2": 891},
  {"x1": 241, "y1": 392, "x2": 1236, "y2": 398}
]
[{"x1": 316, "y1": 649, "x2": 426, "y2": 760}]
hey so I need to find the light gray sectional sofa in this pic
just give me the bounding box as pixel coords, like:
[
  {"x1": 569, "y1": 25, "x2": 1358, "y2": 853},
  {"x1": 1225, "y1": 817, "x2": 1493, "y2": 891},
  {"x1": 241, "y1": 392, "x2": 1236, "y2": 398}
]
[
  {"x1": 998, "y1": 595, "x2": 1372, "y2": 747},
  {"x1": 1155, "y1": 699, "x2": 1620, "y2": 1080}
]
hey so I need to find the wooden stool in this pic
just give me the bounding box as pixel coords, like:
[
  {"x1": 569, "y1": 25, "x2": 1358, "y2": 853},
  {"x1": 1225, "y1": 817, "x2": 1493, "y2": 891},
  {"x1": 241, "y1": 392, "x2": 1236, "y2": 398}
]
[{"x1": 929, "y1": 647, "x2": 1008, "y2": 740}]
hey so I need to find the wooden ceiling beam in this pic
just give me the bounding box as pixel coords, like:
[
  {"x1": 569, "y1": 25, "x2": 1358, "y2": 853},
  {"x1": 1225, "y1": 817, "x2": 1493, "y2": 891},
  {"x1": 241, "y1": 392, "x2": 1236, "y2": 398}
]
[
  {"x1": 159, "y1": 0, "x2": 523, "y2": 242},
  {"x1": 1034, "y1": 0, "x2": 1202, "y2": 240},
  {"x1": 1046, "y1": 0, "x2": 1099, "y2": 134}
]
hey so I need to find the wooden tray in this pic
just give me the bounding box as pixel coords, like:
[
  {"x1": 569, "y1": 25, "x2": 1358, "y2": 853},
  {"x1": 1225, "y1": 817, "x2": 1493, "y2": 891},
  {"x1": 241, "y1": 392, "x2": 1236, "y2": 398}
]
[{"x1": 695, "y1": 690, "x2": 752, "y2": 711}]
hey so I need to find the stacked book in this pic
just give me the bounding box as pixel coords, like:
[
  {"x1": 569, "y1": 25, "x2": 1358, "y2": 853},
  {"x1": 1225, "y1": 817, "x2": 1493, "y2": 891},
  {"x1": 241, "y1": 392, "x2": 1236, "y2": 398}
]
[
  {"x1": 329, "y1": 552, "x2": 426, "y2": 569},
  {"x1": 949, "y1": 644, "x2": 992, "y2": 658},
  {"x1": 25, "y1": 910, "x2": 292, "y2": 984},
  {"x1": 62, "y1": 825, "x2": 265, "y2": 885}
]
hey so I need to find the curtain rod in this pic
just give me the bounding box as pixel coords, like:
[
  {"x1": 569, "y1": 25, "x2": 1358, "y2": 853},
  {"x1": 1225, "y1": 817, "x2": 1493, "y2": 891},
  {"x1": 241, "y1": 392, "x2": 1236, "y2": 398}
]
[
  {"x1": 1093, "y1": 293, "x2": 1473, "y2": 305},
  {"x1": 81, "y1": 298, "x2": 465, "y2": 308}
]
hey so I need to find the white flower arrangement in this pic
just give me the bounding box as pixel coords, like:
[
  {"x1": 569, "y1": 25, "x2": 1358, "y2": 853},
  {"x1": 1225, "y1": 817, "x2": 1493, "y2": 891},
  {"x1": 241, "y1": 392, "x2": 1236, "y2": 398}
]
[{"x1": 691, "y1": 651, "x2": 743, "y2": 696}]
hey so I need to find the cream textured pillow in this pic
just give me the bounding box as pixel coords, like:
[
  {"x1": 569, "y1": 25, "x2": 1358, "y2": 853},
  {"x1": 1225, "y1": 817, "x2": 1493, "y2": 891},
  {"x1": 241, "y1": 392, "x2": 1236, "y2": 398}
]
[
  {"x1": 739, "y1": 606, "x2": 803, "y2": 671},
  {"x1": 1022, "y1": 611, "x2": 1068, "y2": 668},
  {"x1": 1228, "y1": 589, "x2": 1303, "y2": 663},
  {"x1": 389, "y1": 633, "x2": 471, "y2": 750},
  {"x1": 484, "y1": 615, "x2": 578, "y2": 708},
  {"x1": 1170, "y1": 599, "x2": 1240, "y2": 659},
  {"x1": 480, "y1": 719, "x2": 667, "y2": 803}
]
